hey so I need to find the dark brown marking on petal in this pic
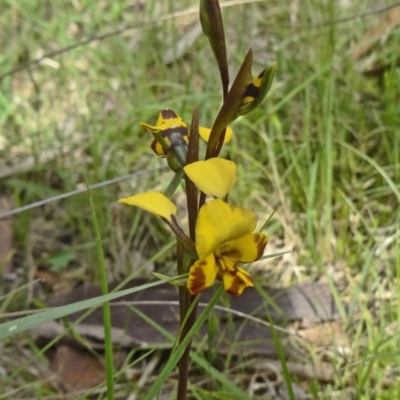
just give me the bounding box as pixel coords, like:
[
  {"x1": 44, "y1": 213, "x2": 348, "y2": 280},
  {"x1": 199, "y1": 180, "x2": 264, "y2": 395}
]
[
  {"x1": 161, "y1": 109, "x2": 178, "y2": 119},
  {"x1": 257, "y1": 69, "x2": 266, "y2": 80},
  {"x1": 188, "y1": 262, "x2": 207, "y2": 294},
  {"x1": 243, "y1": 83, "x2": 259, "y2": 101},
  {"x1": 227, "y1": 272, "x2": 243, "y2": 296},
  {"x1": 163, "y1": 126, "x2": 188, "y2": 140},
  {"x1": 222, "y1": 248, "x2": 241, "y2": 259},
  {"x1": 151, "y1": 139, "x2": 166, "y2": 157},
  {"x1": 227, "y1": 276, "x2": 241, "y2": 296},
  {"x1": 225, "y1": 268, "x2": 254, "y2": 296},
  {"x1": 254, "y1": 233, "x2": 268, "y2": 258}
]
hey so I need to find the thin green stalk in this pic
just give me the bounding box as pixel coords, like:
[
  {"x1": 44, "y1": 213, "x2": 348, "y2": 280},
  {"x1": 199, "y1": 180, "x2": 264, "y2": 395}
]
[
  {"x1": 164, "y1": 169, "x2": 185, "y2": 198},
  {"x1": 176, "y1": 241, "x2": 187, "y2": 322},
  {"x1": 307, "y1": 152, "x2": 320, "y2": 265},
  {"x1": 177, "y1": 294, "x2": 199, "y2": 400},
  {"x1": 266, "y1": 311, "x2": 295, "y2": 400},
  {"x1": 176, "y1": 248, "x2": 199, "y2": 400},
  {"x1": 396, "y1": 217, "x2": 400, "y2": 323},
  {"x1": 339, "y1": 141, "x2": 400, "y2": 202},
  {"x1": 88, "y1": 188, "x2": 114, "y2": 400}
]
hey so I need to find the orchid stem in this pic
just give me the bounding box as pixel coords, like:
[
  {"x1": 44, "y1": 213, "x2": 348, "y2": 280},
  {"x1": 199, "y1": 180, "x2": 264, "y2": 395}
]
[
  {"x1": 176, "y1": 240, "x2": 197, "y2": 400},
  {"x1": 177, "y1": 293, "x2": 198, "y2": 400},
  {"x1": 164, "y1": 169, "x2": 184, "y2": 198}
]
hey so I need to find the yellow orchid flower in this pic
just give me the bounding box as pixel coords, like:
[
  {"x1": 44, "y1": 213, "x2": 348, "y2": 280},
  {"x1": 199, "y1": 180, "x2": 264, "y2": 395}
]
[
  {"x1": 118, "y1": 193, "x2": 267, "y2": 296},
  {"x1": 187, "y1": 199, "x2": 268, "y2": 296},
  {"x1": 183, "y1": 157, "x2": 236, "y2": 199},
  {"x1": 118, "y1": 159, "x2": 267, "y2": 296},
  {"x1": 118, "y1": 157, "x2": 236, "y2": 218},
  {"x1": 140, "y1": 110, "x2": 234, "y2": 158},
  {"x1": 140, "y1": 109, "x2": 189, "y2": 157}
]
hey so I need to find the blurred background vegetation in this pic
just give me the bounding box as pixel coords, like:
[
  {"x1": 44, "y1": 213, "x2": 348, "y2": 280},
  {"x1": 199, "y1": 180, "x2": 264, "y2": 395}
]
[{"x1": 0, "y1": 0, "x2": 399, "y2": 398}]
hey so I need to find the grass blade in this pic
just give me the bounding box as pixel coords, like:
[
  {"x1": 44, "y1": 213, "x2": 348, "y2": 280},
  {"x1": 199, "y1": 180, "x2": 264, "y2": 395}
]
[
  {"x1": 0, "y1": 275, "x2": 186, "y2": 340},
  {"x1": 88, "y1": 187, "x2": 114, "y2": 400}
]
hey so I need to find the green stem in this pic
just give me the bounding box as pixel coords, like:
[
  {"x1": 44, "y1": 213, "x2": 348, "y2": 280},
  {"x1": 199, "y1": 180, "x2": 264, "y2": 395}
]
[
  {"x1": 88, "y1": 189, "x2": 114, "y2": 400},
  {"x1": 177, "y1": 295, "x2": 198, "y2": 400},
  {"x1": 164, "y1": 169, "x2": 184, "y2": 198},
  {"x1": 176, "y1": 242, "x2": 197, "y2": 400}
]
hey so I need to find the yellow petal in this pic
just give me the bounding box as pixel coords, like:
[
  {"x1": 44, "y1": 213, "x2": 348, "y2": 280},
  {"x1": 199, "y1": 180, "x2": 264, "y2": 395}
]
[
  {"x1": 184, "y1": 158, "x2": 237, "y2": 199},
  {"x1": 195, "y1": 199, "x2": 256, "y2": 258},
  {"x1": 217, "y1": 232, "x2": 268, "y2": 262},
  {"x1": 140, "y1": 119, "x2": 180, "y2": 132},
  {"x1": 151, "y1": 139, "x2": 166, "y2": 156},
  {"x1": 187, "y1": 253, "x2": 218, "y2": 294},
  {"x1": 199, "y1": 126, "x2": 233, "y2": 144},
  {"x1": 118, "y1": 191, "x2": 176, "y2": 221},
  {"x1": 156, "y1": 109, "x2": 187, "y2": 129},
  {"x1": 140, "y1": 121, "x2": 160, "y2": 133},
  {"x1": 219, "y1": 264, "x2": 254, "y2": 296},
  {"x1": 140, "y1": 110, "x2": 187, "y2": 133}
]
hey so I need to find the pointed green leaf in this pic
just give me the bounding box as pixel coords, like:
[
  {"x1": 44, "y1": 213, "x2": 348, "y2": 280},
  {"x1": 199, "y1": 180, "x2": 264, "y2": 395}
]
[{"x1": 0, "y1": 277, "x2": 185, "y2": 341}]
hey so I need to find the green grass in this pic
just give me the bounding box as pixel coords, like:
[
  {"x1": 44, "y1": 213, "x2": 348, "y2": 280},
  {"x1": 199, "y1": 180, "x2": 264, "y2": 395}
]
[{"x1": 1, "y1": 0, "x2": 400, "y2": 398}]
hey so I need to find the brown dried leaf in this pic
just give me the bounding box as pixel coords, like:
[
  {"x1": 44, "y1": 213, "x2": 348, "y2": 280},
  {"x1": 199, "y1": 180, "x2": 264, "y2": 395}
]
[
  {"x1": 50, "y1": 343, "x2": 106, "y2": 391},
  {"x1": 352, "y1": 8, "x2": 399, "y2": 61},
  {"x1": 49, "y1": 343, "x2": 125, "y2": 392},
  {"x1": 32, "y1": 280, "x2": 344, "y2": 361},
  {"x1": 34, "y1": 269, "x2": 61, "y2": 288},
  {"x1": 299, "y1": 320, "x2": 347, "y2": 348}
]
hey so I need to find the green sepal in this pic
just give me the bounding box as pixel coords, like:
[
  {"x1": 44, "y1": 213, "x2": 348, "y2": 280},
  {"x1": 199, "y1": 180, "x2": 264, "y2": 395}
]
[
  {"x1": 166, "y1": 152, "x2": 182, "y2": 172},
  {"x1": 164, "y1": 169, "x2": 184, "y2": 198}
]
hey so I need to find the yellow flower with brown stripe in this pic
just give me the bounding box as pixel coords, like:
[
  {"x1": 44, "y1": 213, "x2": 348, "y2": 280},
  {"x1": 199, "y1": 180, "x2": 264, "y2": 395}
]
[
  {"x1": 140, "y1": 109, "x2": 189, "y2": 157},
  {"x1": 187, "y1": 199, "x2": 268, "y2": 296},
  {"x1": 118, "y1": 158, "x2": 268, "y2": 296},
  {"x1": 140, "y1": 109, "x2": 234, "y2": 158}
]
